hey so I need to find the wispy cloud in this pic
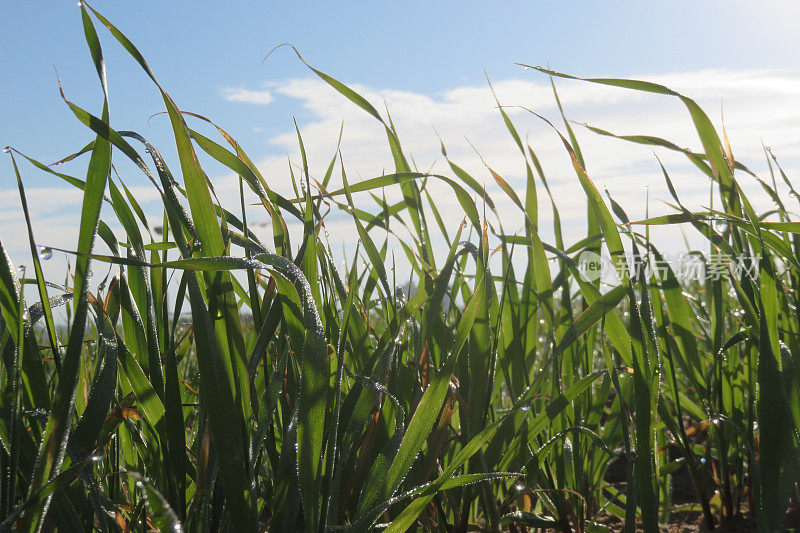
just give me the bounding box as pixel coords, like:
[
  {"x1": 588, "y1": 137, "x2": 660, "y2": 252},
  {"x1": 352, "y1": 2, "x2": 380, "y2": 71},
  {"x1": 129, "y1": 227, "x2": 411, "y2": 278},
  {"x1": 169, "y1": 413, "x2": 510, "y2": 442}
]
[
  {"x1": 240, "y1": 67, "x2": 800, "y2": 260},
  {"x1": 3, "y1": 68, "x2": 798, "y2": 287},
  {"x1": 221, "y1": 87, "x2": 275, "y2": 105},
  {"x1": 255, "y1": 68, "x2": 799, "y2": 214}
]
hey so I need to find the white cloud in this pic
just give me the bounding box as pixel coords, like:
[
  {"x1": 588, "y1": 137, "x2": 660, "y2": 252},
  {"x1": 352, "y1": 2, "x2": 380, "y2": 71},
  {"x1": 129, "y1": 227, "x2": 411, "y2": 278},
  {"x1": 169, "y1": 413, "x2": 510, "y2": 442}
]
[
  {"x1": 3, "y1": 67, "x2": 798, "y2": 289},
  {"x1": 0, "y1": 187, "x2": 84, "y2": 214},
  {"x1": 253, "y1": 68, "x2": 798, "y2": 219},
  {"x1": 235, "y1": 67, "x2": 799, "y2": 271},
  {"x1": 221, "y1": 87, "x2": 275, "y2": 105}
]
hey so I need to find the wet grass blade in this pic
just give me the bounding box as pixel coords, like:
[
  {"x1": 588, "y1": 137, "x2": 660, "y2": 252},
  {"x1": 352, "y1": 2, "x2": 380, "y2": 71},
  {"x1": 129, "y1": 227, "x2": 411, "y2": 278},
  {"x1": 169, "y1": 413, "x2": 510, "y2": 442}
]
[{"x1": 20, "y1": 9, "x2": 112, "y2": 527}]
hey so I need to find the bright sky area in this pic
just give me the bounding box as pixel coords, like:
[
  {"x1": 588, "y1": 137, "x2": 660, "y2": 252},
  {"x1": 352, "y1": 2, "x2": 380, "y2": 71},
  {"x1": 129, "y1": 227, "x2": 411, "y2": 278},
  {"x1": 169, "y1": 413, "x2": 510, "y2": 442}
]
[{"x1": 1, "y1": 0, "x2": 799, "y2": 290}]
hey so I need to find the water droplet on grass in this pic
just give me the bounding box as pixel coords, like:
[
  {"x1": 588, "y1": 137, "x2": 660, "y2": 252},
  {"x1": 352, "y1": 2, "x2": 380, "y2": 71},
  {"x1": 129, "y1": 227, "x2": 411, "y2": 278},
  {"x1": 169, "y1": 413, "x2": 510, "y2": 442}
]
[
  {"x1": 2, "y1": 146, "x2": 10, "y2": 153},
  {"x1": 39, "y1": 246, "x2": 53, "y2": 260}
]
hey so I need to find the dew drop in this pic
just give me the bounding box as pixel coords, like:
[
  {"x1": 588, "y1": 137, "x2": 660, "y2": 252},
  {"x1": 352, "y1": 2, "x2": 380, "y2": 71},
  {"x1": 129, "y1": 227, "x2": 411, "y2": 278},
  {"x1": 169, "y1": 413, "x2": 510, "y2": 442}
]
[
  {"x1": 39, "y1": 246, "x2": 53, "y2": 260},
  {"x1": 538, "y1": 318, "x2": 545, "y2": 325},
  {"x1": 2, "y1": 146, "x2": 10, "y2": 153},
  {"x1": 523, "y1": 66, "x2": 531, "y2": 71},
  {"x1": 520, "y1": 404, "x2": 531, "y2": 412},
  {"x1": 514, "y1": 476, "x2": 527, "y2": 492},
  {"x1": 537, "y1": 337, "x2": 544, "y2": 343},
  {"x1": 76, "y1": 1, "x2": 82, "y2": 6},
  {"x1": 17, "y1": 265, "x2": 25, "y2": 278},
  {"x1": 91, "y1": 454, "x2": 103, "y2": 462}
]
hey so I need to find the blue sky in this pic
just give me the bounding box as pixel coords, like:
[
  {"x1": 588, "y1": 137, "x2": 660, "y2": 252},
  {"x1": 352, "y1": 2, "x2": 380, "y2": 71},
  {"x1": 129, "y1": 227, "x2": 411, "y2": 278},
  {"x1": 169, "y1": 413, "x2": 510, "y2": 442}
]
[
  {"x1": 1, "y1": 0, "x2": 799, "y2": 286},
  {"x1": 3, "y1": 1, "x2": 798, "y2": 160}
]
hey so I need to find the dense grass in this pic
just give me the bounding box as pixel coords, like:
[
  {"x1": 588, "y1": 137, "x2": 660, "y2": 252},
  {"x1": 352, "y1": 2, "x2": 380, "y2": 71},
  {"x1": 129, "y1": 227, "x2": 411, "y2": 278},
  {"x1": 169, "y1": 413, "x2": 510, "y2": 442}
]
[{"x1": 2, "y1": 4, "x2": 800, "y2": 532}]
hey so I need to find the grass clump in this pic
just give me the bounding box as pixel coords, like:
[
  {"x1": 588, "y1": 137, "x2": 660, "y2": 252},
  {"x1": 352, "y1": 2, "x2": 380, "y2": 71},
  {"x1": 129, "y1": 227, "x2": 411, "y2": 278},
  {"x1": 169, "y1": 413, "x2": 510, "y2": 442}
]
[{"x1": 2, "y1": 4, "x2": 799, "y2": 532}]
